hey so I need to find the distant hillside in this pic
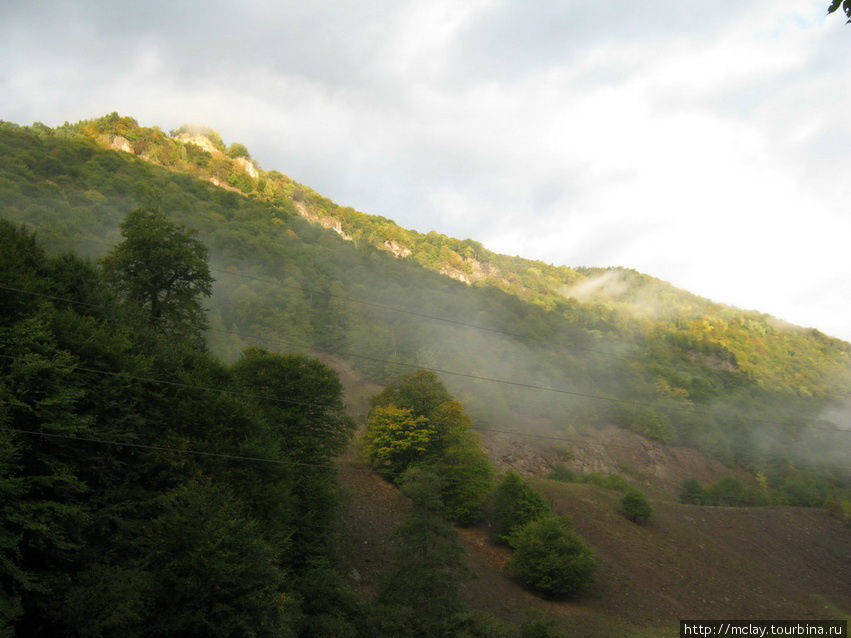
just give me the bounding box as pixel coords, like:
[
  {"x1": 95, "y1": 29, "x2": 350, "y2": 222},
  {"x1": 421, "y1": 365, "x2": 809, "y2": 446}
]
[
  {"x1": 67, "y1": 113, "x2": 851, "y2": 398},
  {"x1": 1, "y1": 115, "x2": 850, "y2": 485},
  {"x1": 339, "y1": 452, "x2": 850, "y2": 636}
]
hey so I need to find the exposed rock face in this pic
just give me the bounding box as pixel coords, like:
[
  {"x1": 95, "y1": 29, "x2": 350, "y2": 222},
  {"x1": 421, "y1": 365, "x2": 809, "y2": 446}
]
[
  {"x1": 173, "y1": 133, "x2": 219, "y2": 154},
  {"x1": 104, "y1": 135, "x2": 133, "y2": 153},
  {"x1": 382, "y1": 240, "x2": 412, "y2": 259},
  {"x1": 293, "y1": 201, "x2": 353, "y2": 241},
  {"x1": 206, "y1": 177, "x2": 244, "y2": 194},
  {"x1": 439, "y1": 257, "x2": 496, "y2": 285},
  {"x1": 483, "y1": 424, "x2": 751, "y2": 496},
  {"x1": 234, "y1": 156, "x2": 259, "y2": 179}
]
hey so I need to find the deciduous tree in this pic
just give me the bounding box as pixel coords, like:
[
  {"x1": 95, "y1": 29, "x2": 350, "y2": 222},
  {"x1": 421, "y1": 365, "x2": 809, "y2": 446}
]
[{"x1": 101, "y1": 208, "x2": 213, "y2": 341}]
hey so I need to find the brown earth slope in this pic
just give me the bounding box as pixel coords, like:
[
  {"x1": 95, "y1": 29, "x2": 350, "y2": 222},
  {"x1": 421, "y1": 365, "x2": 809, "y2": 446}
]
[
  {"x1": 339, "y1": 466, "x2": 850, "y2": 637},
  {"x1": 329, "y1": 357, "x2": 849, "y2": 636}
]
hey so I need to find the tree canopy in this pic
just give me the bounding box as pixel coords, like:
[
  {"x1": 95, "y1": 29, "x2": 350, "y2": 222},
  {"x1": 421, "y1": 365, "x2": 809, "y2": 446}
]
[
  {"x1": 363, "y1": 371, "x2": 493, "y2": 524},
  {"x1": 100, "y1": 208, "x2": 213, "y2": 340},
  {"x1": 828, "y1": 0, "x2": 851, "y2": 22},
  {"x1": 0, "y1": 218, "x2": 360, "y2": 637}
]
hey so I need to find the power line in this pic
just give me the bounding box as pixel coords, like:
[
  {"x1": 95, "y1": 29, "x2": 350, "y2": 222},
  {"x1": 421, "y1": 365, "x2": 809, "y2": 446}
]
[
  {"x1": 0, "y1": 352, "x2": 331, "y2": 412},
  {"x1": 208, "y1": 266, "x2": 635, "y2": 363},
  {"x1": 13, "y1": 221, "x2": 633, "y2": 363},
  {"x1": 1, "y1": 294, "x2": 845, "y2": 471},
  {"x1": 1, "y1": 281, "x2": 850, "y2": 437}
]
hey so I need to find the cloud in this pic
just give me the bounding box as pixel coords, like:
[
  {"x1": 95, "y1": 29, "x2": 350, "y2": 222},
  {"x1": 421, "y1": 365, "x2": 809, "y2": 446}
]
[{"x1": 2, "y1": 0, "x2": 850, "y2": 340}]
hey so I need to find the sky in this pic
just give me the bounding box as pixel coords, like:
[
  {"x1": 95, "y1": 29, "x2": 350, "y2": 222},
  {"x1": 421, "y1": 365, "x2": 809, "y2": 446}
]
[{"x1": 2, "y1": 0, "x2": 850, "y2": 341}]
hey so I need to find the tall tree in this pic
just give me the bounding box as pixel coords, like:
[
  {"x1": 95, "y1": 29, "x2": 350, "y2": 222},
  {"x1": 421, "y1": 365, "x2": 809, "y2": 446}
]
[
  {"x1": 371, "y1": 468, "x2": 467, "y2": 637},
  {"x1": 101, "y1": 208, "x2": 213, "y2": 341}
]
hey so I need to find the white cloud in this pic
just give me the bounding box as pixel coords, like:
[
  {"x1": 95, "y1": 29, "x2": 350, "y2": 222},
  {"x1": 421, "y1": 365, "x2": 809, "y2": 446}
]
[{"x1": 2, "y1": 0, "x2": 850, "y2": 341}]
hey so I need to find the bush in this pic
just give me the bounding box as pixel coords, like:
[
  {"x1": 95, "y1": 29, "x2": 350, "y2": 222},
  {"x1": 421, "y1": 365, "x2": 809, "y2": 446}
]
[
  {"x1": 578, "y1": 472, "x2": 630, "y2": 492},
  {"x1": 621, "y1": 488, "x2": 652, "y2": 524},
  {"x1": 507, "y1": 516, "x2": 595, "y2": 597},
  {"x1": 547, "y1": 464, "x2": 575, "y2": 482},
  {"x1": 781, "y1": 477, "x2": 829, "y2": 507},
  {"x1": 492, "y1": 472, "x2": 550, "y2": 544},
  {"x1": 707, "y1": 477, "x2": 745, "y2": 506},
  {"x1": 679, "y1": 478, "x2": 706, "y2": 505}
]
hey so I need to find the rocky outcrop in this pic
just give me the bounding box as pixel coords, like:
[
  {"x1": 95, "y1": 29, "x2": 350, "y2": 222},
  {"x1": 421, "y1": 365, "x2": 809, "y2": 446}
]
[
  {"x1": 382, "y1": 240, "x2": 412, "y2": 259},
  {"x1": 234, "y1": 156, "x2": 259, "y2": 179},
  {"x1": 483, "y1": 424, "x2": 751, "y2": 496},
  {"x1": 206, "y1": 176, "x2": 244, "y2": 195},
  {"x1": 99, "y1": 134, "x2": 133, "y2": 153},
  {"x1": 439, "y1": 257, "x2": 496, "y2": 285},
  {"x1": 173, "y1": 133, "x2": 220, "y2": 154},
  {"x1": 293, "y1": 202, "x2": 352, "y2": 241}
]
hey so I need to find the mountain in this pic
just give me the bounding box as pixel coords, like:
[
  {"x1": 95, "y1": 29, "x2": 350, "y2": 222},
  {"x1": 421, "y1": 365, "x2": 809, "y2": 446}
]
[
  {"x1": 2, "y1": 114, "x2": 849, "y2": 474},
  {"x1": 1, "y1": 113, "x2": 849, "y2": 635}
]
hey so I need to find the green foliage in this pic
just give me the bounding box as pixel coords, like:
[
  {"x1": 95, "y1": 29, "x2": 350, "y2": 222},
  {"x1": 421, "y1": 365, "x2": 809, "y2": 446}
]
[
  {"x1": 424, "y1": 438, "x2": 494, "y2": 525},
  {"x1": 547, "y1": 464, "x2": 576, "y2": 482},
  {"x1": 680, "y1": 478, "x2": 707, "y2": 505},
  {"x1": 371, "y1": 369, "x2": 453, "y2": 417},
  {"x1": 2, "y1": 116, "x2": 850, "y2": 488},
  {"x1": 706, "y1": 477, "x2": 746, "y2": 506},
  {"x1": 578, "y1": 472, "x2": 631, "y2": 492},
  {"x1": 0, "y1": 220, "x2": 358, "y2": 636},
  {"x1": 828, "y1": 0, "x2": 851, "y2": 23},
  {"x1": 492, "y1": 472, "x2": 551, "y2": 544},
  {"x1": 520, "y1": 616, "x2": 568, "y2": 638},
  {"x1": 100, "y1": 208, "x2": 213, "y2": 341},
  {"x1": 615, "y1": 405, "x2": 674, "y2": 442},
  {"x1": 371, "y1": 467, "x2": 468, "y2": 637},
  {"x1": 621, "y1": 488, "x2": 653, "y2": 524},
  {"x1": 780, "y1": 477, "x2": 829, "y2": 507},
  {"x1": 364, "y1": 405, "x2": 435, "y2": 479},
  {"x1": 507, "y1": 516, "x2": 596, "y2": 598},
  {"x1": 548, "y1": 468, "x2": 631, "y2": 493},
  {"x1": 364, "y1": 372, "x2": 493, "y2": 523},
  {"x1": 226, "y1": 142, "x2": 251, "y2": 159},
  {"x1": 824, "y1": 497, "x2": 851, "y2": 523}
]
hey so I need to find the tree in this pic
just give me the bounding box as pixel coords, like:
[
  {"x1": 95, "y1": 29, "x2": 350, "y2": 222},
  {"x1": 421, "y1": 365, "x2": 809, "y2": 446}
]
[
  {"x1": 507, "y1": 516, "x2": 596, "y2": 598},
  {"x1": 707, "y1": 476, "x2": 745, "y2": 506},
  {"x1": 423, "y1": 438, "x2": 493, "y2": 525},
  {"x1": 370, "y1": 370, "x2": 452, "y2": 417},
  {"x1": 100, "y1": 208, "x2": 213, "y2": 340},
  {"x1": 828, "y1": 0, "x2": 851, "y2": 22},
  {"x1": 492, "y1": 472, "x2": 550, "y2": 544},
  {"x1": 364, "y1": 375, "x2": 493, "y2": 523},
  {"x1": 621, "y1": 488, "x2": 652, "y2": 524},
  {"x1": 226, "y1": 142, "x2": 251, "y2": 159},
  {"x1": 679, "y1": 478, "x2": 706, "y2": 505},
  {"x1": 371, "y1": 467, "x2": 467, "y2": 637},
  {"x1": 363, "y1": 405, "x2": 436, "y2": 480}
]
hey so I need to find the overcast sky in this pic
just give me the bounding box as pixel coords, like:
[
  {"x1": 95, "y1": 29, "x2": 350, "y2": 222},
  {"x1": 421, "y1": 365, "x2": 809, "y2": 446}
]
[{"x1": 2, "y1": 0, "x2": 850, "y2": 341}]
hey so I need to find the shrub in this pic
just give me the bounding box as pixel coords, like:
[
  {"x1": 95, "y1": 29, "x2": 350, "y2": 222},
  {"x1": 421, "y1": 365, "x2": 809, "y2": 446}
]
[
  {"x1": 621, "y1": 488, "x2": 652, "y2": 524},
  {"x1": 507, "y1": 516, "x2": 595, "y2": 597},
  {"x1": 679, "y1": 478, "x2": 706, "y2": 505},
  {"x1": 547, "y1": 464, "x2": 575, "y2": 482},
  {"x1": 707, "y1": 477, "x2": 745, "y2": 506},
  {"x1": 578, "y1": 472, "x2": 630, "y2": 492},
  {"x1": 781, "y1": 477, "x2": 829, "y2": 507},
  {"x1": 492, "y1": 472, "x2": 550, "y2": 544}
]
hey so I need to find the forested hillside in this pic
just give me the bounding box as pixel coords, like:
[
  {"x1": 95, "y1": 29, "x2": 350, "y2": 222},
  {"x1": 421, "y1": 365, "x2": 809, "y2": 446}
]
[
  {"x1": 1, "y1": 115, "x2": 849, "y2": 488},
  {"x1": 0, "y1": 216, "x2": 361, "y2": 636},
  {"x1": 1, "y1": 114, "x2": 850, "y2": 636}
]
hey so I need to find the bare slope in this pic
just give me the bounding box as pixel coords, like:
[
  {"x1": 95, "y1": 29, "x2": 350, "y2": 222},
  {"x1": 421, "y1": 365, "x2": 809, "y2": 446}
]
[{"x1": 339, "y1": 464, "x2": 850, "y2": 636}]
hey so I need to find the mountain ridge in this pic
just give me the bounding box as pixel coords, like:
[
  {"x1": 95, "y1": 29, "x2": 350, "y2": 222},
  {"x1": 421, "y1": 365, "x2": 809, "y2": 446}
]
[
  {"x1": 2, "y1": 113, "x2": 849, "y2": 472},
  {"x1": 66, "y1": 113, "x2": 850, "y2": 397}
]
